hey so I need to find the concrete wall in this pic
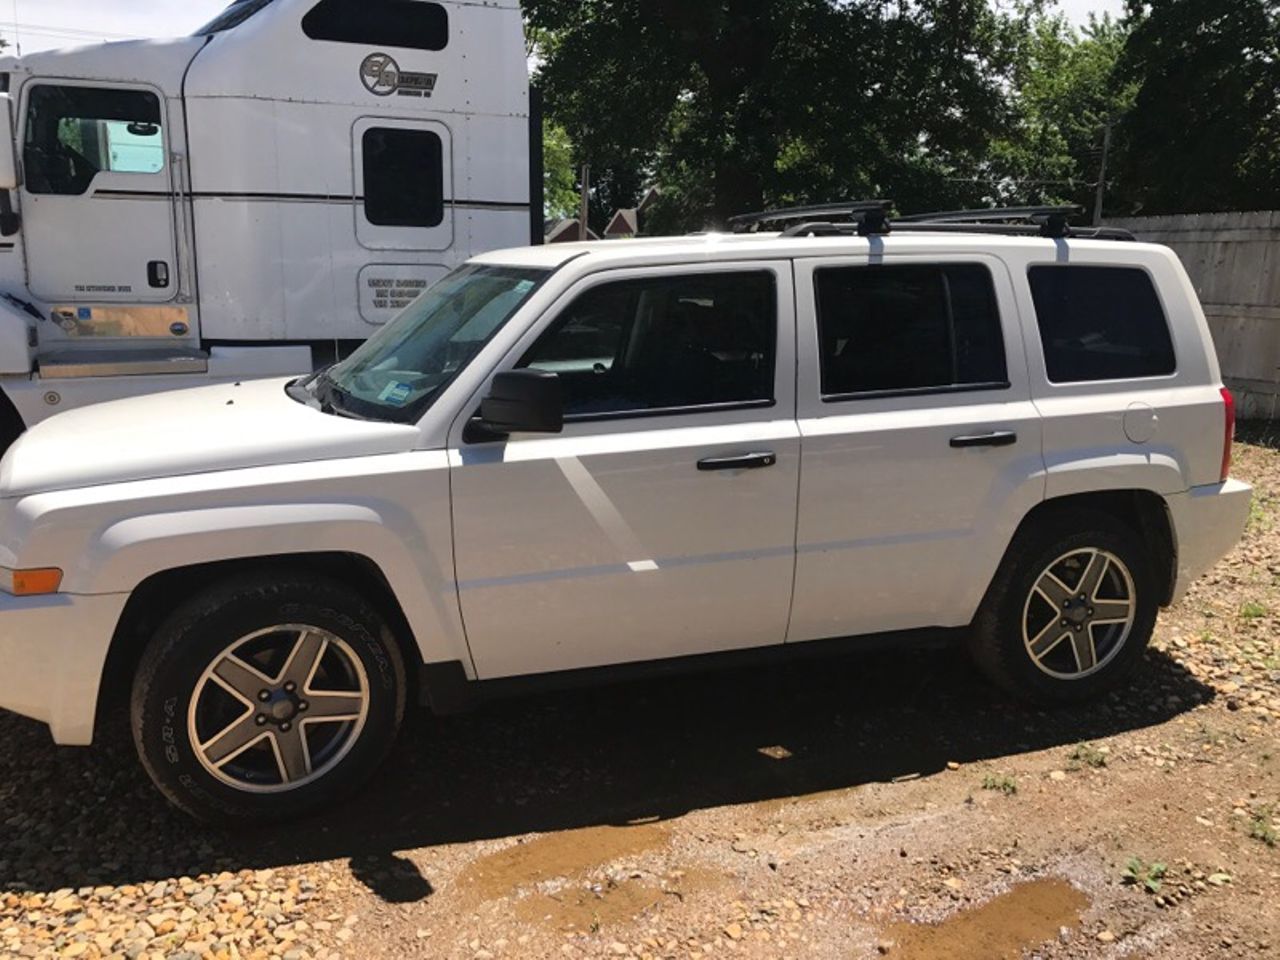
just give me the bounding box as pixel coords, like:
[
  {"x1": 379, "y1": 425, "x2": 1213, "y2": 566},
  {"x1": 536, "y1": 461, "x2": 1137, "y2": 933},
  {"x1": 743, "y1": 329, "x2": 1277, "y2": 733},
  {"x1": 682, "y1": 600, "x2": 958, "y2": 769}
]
[{"x1": 1105, "y1": 211, "x2": 1280, "y2": 419}]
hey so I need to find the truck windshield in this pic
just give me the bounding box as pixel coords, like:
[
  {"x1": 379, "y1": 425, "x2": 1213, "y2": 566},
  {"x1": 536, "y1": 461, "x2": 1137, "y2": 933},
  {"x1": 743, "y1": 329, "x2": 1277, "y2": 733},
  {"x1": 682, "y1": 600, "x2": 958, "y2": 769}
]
[
  {"x1": 313, "y1": 264, "x2": 550, "y2": 424},
  {"x1": 195, "y1": 0, "x2": 277, "y2": 35}
]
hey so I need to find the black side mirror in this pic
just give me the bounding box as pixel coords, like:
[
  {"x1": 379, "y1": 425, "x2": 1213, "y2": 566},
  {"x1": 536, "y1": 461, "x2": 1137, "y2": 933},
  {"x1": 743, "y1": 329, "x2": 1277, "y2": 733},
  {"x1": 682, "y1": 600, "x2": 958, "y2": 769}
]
[{"x1": 480, "y1": 370, "x2": 564, "y2": 435}]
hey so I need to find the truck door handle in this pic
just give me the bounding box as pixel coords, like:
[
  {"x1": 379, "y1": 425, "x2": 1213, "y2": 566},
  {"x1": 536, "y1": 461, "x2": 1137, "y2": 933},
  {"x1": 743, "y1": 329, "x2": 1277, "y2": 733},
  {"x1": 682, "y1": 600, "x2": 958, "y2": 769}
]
[
  {"x1": 148, "y1": 261, "x2": 170, "y2": 289},
  {"x1": 697, "y1": 452, "x2": 778, "y2": 472},
  {"x1": 950, "y1": 431, "x2": 1018, "y2": 449}
]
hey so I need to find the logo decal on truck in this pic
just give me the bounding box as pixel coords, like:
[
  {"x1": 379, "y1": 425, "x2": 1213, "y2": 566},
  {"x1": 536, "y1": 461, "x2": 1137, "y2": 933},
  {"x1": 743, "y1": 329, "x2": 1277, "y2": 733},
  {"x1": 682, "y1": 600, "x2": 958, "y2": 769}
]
[{"x1": 360, "y1": 53, "x2": 438, "y2": 99}]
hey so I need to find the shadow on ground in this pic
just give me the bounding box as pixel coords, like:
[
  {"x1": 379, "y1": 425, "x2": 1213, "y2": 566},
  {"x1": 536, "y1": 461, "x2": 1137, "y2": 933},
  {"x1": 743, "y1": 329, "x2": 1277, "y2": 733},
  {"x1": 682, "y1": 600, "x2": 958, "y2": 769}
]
[{"x1": 0, "y1": 644, "x2": 1213, "y2": 902}]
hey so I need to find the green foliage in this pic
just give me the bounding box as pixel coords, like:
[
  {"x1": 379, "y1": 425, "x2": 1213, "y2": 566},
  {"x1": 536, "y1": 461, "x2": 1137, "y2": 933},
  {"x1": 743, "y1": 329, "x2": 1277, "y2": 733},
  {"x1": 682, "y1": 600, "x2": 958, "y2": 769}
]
[
  {"x1": 1115, "y1": 0, "x2": 1280, "y2": 214},
  {"x1": 543, "y1": 121, "x2": 580, "y2": 220},
  {"x1": 526, "y1": 0, "x2": 1280, "y2": 229},
  {"x1": 991, "y1": 13, "x2": 1135, "y2": 211},
  {"x1": 1123, "y1": 857, "x2": 1168, "y2": 893},
  {"x1": 526, "y1": 0, "x2": 1032, "y2": 231},
  {"x1": 982, "y1": 774, "x2": 1018, "y2": 795},
  {"x1": 1240, "y1": 601, "x2": 1269, "y2": 620},
  {"x1": 1068, "y1": 743, "x2": 1109, "y2": 769},
  {"x1": 1249, "y1": 808, "x2": 1278, "y2": 847}
]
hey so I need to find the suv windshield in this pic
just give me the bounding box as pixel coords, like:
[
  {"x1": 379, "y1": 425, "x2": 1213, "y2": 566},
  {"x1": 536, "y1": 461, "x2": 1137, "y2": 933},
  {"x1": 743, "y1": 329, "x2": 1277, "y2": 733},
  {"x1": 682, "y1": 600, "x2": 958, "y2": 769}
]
[
  {"x1": 195, "y1": 0, "x2": 277, "y2": 36},
  {"x1": 313, "y1": 264, "x2": 549, "y2": 424}
]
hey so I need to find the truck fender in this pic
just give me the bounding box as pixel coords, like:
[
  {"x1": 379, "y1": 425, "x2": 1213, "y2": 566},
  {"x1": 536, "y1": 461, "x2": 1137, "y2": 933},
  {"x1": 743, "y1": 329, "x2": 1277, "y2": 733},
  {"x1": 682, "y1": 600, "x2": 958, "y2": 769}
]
[{"x1": 75, "y1": 501, "x2": 473, "y2": 672}]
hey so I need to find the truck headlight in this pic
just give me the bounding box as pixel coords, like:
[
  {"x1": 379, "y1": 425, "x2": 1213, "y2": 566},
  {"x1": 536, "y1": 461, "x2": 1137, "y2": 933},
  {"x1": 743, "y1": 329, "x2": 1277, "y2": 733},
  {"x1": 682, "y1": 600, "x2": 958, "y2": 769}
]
[{"x1": 0, "y1": 566, "x2": 63, "y2": 596}]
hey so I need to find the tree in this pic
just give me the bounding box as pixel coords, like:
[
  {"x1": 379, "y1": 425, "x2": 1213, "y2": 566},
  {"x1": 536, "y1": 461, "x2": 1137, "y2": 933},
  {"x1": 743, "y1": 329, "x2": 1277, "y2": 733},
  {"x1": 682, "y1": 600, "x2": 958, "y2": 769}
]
[
  {"x1": 526, "y1": 0, "x2": 1034, "y2": 231},
  {"x1": 990, "y1": 14, "x2": 1136, "y2": 212},
  {"x1": 1115, "y1": 0, "x2": 1280, "y2": 214},
  {"x1": 543, "y1": 121, "x2": 580, "y2": 220}
]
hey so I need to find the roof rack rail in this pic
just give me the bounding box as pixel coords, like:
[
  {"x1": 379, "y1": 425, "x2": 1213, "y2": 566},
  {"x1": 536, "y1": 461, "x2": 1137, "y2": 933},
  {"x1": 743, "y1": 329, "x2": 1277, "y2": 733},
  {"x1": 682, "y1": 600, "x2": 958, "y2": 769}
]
[
  {"x1": 897, "y1": 205, "x2": 1084, "y2": 224},
  {"x1": 727, "y1": 200, "x2": 892, "y2": 233},
  {"x1": 902, "y1": 204, "x2": 1084, "y2": 239}
]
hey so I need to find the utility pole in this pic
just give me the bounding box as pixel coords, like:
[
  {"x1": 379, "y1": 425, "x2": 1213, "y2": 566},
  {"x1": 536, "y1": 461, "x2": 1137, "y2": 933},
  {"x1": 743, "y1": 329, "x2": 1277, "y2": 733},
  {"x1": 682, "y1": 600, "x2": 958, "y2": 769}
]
[
  {"x1": 1093, "y1": 121, "x2": 1113, "y2": 227},
  {"x1": 579, "y1": 163, "x2": 591, "y2": 241}
]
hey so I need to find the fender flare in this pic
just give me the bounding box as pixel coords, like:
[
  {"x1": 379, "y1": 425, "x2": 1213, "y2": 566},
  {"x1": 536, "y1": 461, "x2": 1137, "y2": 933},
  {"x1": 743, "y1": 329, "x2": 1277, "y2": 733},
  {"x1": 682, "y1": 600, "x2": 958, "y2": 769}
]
[{"x1": 76, "y1": 501, "x2": 472, "y2": 670}]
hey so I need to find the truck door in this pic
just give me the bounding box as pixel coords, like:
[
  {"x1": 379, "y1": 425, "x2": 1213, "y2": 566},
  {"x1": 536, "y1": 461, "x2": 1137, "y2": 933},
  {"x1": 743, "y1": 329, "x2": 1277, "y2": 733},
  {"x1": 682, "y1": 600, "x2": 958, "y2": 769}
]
[{"x1": 19, "y1": 81, "x2": 180, "y2": 306}]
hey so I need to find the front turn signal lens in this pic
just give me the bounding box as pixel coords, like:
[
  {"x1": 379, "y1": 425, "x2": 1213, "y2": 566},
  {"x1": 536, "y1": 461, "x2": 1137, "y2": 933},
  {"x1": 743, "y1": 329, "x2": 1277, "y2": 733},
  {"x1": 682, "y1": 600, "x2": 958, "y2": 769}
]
[{"x1": 1, "y1": 567, "x2": 63, "y2": 596}]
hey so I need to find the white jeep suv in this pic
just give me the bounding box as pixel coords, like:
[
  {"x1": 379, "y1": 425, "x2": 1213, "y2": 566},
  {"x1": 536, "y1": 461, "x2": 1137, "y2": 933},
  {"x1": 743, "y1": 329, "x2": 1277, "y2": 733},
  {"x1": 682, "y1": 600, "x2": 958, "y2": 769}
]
[{"x1": 0, "y1": 206, "x2": 1252, "y2": 821}]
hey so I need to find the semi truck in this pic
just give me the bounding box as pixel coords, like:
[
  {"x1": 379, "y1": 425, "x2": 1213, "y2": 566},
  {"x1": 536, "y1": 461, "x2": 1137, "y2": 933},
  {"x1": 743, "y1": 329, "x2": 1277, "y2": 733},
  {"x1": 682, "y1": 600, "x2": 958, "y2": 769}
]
[{"x1": 0, "y1": 0, "x2": 539, "y2": 453}]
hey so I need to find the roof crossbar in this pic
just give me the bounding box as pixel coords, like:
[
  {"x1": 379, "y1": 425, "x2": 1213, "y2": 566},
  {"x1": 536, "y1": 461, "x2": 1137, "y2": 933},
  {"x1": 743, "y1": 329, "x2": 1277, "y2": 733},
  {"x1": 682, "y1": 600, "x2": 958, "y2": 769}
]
[
  {"x1": 778, "y1": 221, "x2": 1137, "y2": 242},
  {"x1": 727, "y1": 200, "x2": 892, "y2": 232}
]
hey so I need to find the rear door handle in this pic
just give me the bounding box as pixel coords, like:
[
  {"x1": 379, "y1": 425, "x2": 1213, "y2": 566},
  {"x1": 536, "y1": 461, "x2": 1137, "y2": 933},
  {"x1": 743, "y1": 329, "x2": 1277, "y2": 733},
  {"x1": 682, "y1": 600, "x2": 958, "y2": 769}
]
[
  {"x1": 697, "y1": 452, "x2": 777, "y2": 472},
  {"x1": 950, "y1": 431, "x2": 1018, "y2": 449}
]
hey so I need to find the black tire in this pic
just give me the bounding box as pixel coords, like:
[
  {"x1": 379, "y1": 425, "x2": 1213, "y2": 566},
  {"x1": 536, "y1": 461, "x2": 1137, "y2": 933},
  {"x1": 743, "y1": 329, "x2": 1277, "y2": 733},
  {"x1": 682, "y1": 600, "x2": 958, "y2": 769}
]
[
  {"x1": 131, "y1": 572, "x2": 407, "y2": 824},
  {"x1": 969, "y1": 508, "x2": 1158, "y2": 704}
]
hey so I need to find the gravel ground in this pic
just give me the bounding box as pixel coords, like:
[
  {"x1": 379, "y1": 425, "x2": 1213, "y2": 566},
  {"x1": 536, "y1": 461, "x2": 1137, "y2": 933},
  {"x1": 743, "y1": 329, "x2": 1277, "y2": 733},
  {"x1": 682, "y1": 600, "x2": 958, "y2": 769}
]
[{"x1": 2, "y1": 438, "x2": 1279, "y2": 960}]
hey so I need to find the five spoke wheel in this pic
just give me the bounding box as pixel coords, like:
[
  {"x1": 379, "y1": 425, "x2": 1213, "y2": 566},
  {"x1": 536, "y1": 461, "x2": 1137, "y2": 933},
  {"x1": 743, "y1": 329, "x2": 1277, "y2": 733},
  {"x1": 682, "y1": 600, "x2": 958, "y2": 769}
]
[
  {"x1": 1022, "y1": 548, "x2": 1137, "y2": 680},
  {"x1": 189, "y1": 625, "x2": 370, "y2": 793}
]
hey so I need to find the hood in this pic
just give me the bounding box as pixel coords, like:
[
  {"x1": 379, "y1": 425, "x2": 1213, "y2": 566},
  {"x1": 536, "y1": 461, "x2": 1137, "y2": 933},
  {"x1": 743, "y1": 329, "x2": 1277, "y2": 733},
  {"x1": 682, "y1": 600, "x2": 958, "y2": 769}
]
[
  {"x1": 0, "y1": 378, "x2": 422, "y2": 498},
  {"x1": 0, "y1": 37, "x2": 207, "y2": 97}
]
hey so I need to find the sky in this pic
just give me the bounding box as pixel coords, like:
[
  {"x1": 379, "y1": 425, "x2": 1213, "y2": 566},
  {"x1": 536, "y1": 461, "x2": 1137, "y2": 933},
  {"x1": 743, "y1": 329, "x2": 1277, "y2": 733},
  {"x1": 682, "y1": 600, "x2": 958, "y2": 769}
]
[{"x1": 3, "y1": 0, "x2": 1129, "y2": 56}]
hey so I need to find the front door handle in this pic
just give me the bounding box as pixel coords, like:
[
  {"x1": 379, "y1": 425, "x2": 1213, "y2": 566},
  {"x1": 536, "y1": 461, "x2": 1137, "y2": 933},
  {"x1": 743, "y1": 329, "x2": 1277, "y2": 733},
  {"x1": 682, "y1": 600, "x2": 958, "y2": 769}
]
[
  {"x1": 147, "y1": 260, "x2": 170, "y2": 289},
  {"x1": 697, "y1": 452, "x2": 777, "y2": 472},
  {"x1": 950, "y1": 431, "x2": 1018, "y2": 449}
]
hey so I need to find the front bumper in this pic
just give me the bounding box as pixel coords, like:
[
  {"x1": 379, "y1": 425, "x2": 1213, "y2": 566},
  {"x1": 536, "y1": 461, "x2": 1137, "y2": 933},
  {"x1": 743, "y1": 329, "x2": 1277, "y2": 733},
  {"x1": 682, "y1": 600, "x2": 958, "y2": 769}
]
[
  {"x1": 1166, "y1": 478, "x2": 1253, "y2": 603},
  {"x1": 0, "y1": 591, "x2": 129, "y2": 745}
]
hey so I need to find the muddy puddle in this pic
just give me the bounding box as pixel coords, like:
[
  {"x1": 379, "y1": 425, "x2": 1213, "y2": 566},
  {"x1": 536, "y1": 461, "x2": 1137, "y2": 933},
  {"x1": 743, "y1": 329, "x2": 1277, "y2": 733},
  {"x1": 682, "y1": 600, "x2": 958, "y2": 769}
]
[
  {"x1": 881, "y1": 878, "x2": 1090, "y2": 959},
  {"x1": 456, "y1": 823, "x2": 670, "y2": 901}
]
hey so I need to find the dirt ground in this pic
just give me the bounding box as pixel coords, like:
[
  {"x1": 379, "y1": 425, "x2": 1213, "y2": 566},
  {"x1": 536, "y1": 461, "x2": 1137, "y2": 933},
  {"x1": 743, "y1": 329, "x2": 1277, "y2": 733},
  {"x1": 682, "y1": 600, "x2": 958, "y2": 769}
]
[{"x1": 3, "y1": 439, "x2": 1280, "y2": 960}]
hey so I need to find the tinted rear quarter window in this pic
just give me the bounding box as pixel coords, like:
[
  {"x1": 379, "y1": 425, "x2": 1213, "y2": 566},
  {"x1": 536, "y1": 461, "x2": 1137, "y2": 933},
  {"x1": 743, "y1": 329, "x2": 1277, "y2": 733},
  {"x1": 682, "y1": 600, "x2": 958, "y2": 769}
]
[
  {"x1": 1029, "y1": 266, "x2": 1175, "y2": 383},
  {"x1": 303, "y1": 0, "x2": 448, "y2": 51},
  {"x1": 815, "y1": 263, "x2": 1008, "y2": 398}
]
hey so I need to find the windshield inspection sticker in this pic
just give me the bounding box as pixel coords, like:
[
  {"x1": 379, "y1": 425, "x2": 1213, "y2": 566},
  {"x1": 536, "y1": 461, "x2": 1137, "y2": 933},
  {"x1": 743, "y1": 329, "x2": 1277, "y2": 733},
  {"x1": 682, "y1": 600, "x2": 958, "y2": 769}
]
[
  {"x1": 378, "y1": 381, "x2": 413, "y2": 406},
  {"x1": 514, "y1": 280, "x2": 536, "y2": 295}
]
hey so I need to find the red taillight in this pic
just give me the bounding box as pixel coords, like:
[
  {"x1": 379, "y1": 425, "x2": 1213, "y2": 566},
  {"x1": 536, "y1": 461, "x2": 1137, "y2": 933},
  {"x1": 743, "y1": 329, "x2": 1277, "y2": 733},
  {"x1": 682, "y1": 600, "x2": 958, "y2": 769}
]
[{"x1": 1221, "y1": 387, "x2": 1236, "y2": 483}]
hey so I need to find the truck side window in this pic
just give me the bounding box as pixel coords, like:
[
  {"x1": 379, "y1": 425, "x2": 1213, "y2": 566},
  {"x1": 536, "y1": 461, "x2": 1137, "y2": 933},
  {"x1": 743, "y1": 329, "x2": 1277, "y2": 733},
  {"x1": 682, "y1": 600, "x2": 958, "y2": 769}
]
[
  {"x1": 815, "y1": 263, "x2": 1008, "y2": 399},
  {"x1": 520, "y1": 272, "x2": 777, "y2": 419},
  {"x1": 24, "y1": 86, "x2": 165, "y2": 196},
  {"x1": 362, "y1": 128, "x2": 444, "y2": 228},
  {"x1": 303, "y1": 0, "x2": 448, "y2": 51},
  {"x1": 1029, "y1": 266, "x2": 1177, "y2": 383}
]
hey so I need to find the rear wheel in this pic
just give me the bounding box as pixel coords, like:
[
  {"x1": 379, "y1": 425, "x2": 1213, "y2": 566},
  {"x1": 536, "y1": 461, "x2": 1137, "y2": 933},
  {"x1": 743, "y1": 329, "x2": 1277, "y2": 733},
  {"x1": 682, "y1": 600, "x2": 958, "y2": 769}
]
[
  {"x1": 969, "y1": 510, "x2": 1158, "y2": 704},
  {"x1": 131, "y1": 573, "x2": 407, "y2": 823}
]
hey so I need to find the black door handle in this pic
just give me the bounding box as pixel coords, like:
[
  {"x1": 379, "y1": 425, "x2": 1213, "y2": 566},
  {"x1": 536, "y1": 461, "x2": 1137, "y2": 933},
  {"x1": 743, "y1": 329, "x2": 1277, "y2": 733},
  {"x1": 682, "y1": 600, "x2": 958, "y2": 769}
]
[
  {"x1": 147, "y1": 260, "x2": 170, "y2": 289},
  {"x1": 697, "y1": 452, "x2": 777, "y2": 472},
  {"x1": 951, "y1": 431, "x2": 1018, "y2": 449}
]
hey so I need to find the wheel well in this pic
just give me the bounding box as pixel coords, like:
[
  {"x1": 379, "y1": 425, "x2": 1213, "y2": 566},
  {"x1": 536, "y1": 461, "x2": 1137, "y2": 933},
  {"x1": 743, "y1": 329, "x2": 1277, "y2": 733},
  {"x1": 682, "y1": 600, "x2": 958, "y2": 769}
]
[
  {"x1": 0, "y1": 388, "x2": 25, "y2": 459},
  {"x1": 96, "y1": 552, "x2": 422, "y2": 731},
  {"x1": 1012, "y1": 490, "x2": 1177, "y2": 605}
]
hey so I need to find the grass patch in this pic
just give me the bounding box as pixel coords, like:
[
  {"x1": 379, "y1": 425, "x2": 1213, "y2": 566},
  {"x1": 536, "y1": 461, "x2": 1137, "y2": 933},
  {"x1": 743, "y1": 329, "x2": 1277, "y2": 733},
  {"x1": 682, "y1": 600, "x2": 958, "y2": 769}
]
[
  {"x1": 1068, "y1": 743, "x2": 1108, "y2": 770},
  {"x1": 1249, "y1": 809, "x2": 1278, "y2": 848},
  {"x1": 981, "y1": 775, "x2": 1018, "y2": 796},
  {"x1": 1247, "y1": 494, "x2": 1274, "y2": 533},
  {"x1": 1123, "y1": 858, "x2": 1168, "y2": 894},
  {"x1": 1240, "y1": 601, "x2": 1269, "y2": 620}
]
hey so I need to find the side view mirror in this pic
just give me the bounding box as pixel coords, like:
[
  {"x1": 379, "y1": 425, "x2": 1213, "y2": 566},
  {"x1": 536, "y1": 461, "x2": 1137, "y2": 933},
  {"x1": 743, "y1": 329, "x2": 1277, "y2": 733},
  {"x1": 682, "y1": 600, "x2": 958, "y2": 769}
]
[
  {"x1": 0, "y1": 94, "x2": 17, "y2": 192},
  {"x1": 480, "y1": 370, "x2": 564, "y2": 435}
]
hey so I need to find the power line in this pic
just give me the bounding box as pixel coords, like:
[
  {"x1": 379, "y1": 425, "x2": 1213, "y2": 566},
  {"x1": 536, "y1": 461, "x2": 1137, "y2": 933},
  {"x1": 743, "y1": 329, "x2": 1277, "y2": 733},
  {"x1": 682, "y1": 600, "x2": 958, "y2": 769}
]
[{"x1": 0, "y1": 20, "x2": 138, "y2": 41}]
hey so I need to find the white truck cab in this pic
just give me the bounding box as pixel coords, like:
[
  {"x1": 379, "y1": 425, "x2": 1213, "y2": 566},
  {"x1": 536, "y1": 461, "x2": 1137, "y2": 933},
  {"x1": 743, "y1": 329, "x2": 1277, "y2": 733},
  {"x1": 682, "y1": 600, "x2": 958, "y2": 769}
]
[
  {"x1": 0, "y1": 0, "x2": 535, "y2": 452},
  {"x1": 0, "y1": 206, "x2": 1252, "y2": 822}
]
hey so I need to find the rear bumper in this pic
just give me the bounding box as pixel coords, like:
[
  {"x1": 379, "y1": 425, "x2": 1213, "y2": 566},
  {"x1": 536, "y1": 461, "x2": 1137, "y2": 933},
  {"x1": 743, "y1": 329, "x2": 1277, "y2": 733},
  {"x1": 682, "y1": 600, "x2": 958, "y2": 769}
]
[
  {"x1": 1167, "y1": 478, "x2": 1252, "y2": 603},
  {"x1": 0, "y1": 591, "x2": 128, "y2": 745}
]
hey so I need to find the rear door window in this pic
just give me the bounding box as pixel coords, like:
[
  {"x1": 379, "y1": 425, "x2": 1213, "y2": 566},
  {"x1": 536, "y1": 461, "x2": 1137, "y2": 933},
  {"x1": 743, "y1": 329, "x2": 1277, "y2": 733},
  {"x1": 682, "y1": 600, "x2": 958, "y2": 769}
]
[
  {"x1": 1028, "y1": 266, "x2": 1176, "y2": 383},
  {"x1": 815, "y1": 263, "x2": 1008, "y2": 399}
]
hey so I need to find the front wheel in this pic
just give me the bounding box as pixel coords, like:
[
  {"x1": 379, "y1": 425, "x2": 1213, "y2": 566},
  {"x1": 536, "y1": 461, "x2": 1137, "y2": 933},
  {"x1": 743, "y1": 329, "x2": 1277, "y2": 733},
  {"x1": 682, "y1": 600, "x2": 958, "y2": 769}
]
[
  {"x1": 969, "y1": 509, "x2": 1159, "y2": 704},
  {"x1": 131, "y1": 574, "x2": 407, "y2": 823}
]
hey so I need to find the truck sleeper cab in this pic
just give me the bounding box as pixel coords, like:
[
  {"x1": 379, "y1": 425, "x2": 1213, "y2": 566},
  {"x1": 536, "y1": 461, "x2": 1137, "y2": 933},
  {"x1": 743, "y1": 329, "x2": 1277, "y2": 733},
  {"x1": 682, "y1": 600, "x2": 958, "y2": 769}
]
[
  {"x1": 0, "y1": 226, "x2": 1251, "y2": 823},
  {"x1": 0, "y1": 0, "x2": 536, "y2": 455}
]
